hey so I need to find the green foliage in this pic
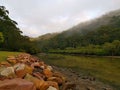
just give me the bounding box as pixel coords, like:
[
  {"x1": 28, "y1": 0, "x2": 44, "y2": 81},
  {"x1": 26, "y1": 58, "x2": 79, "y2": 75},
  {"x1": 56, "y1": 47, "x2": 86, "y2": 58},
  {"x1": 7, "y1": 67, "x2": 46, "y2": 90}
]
[
  {"x1": 0, "y1": 6, "x2": 40, "y2": 54},
  {"x1": 36, "y1": 10, "x2": 120, "y2": 56},
  {"x1": 103, "y1": 40, "x2": 120, "y2": 55},
  {"x1": 49, "y1": 40, "x2": 120, "y2": 56},
  {"x1": 0, "y1": 32, "x2": 4, "y2": 43}
]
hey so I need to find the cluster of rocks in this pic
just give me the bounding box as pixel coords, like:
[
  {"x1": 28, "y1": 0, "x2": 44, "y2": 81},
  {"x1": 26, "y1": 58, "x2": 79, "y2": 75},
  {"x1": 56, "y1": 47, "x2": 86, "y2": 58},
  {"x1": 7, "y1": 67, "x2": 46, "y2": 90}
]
[
  {"x1": 0, "y1": 53, "x2": 68, "y2": 90},
  {"x1": 54, "y1": 67, "x2": 114, "y2": 90}
]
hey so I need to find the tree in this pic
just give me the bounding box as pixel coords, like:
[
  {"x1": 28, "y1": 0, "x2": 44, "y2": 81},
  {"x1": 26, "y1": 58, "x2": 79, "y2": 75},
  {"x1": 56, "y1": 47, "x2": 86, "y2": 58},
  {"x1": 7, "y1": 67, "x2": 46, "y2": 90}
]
[{"x1": 0, "y1": 32, "x2": 4, "y2": 44}]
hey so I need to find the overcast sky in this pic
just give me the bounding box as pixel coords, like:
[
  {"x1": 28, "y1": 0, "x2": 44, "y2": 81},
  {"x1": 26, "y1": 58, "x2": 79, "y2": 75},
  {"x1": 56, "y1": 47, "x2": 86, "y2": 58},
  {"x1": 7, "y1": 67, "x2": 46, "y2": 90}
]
[{"x1": 1, "y1": 0, "x2": 120, "y2": 37}]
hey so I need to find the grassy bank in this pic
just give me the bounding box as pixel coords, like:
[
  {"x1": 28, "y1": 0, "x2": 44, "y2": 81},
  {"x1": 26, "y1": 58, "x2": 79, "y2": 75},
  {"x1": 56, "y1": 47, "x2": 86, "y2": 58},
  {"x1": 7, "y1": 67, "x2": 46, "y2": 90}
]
[
  {"x1": 37, "y1": 54, "x2": 120, "y2": 90},
  {"x1": 0, "y1": 51, "x2": 21, "y2": 62}
]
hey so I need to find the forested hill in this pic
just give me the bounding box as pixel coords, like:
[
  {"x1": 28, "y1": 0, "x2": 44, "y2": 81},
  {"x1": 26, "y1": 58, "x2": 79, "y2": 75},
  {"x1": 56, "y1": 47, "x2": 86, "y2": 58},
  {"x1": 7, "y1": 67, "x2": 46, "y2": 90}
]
[
  {"x1": 0, "y1": 6, "x2": 39, "y2": 54},
  {"x1": 61, "y1": 9, "x2": 120, "y2": 37},
  {"x1": 36, "y1": 9, "x2": 120, "y2": 55}
]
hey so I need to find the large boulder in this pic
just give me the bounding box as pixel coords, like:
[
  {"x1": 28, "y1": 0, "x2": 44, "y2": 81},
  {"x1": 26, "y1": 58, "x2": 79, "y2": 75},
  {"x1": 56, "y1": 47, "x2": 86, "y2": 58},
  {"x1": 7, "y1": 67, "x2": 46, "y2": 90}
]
[
  {"x1": 14, "y1": 64, "x2": 33, "y2": 78},
  {"x1": 0, "y1": 78, "x2": 36, "y2": 90},
  {"x1": 0, "y1": 67, "x2": 15, "y2": 78},
  {"x1": 25, "y1": 74, "x2": 59, "y2": 90}
]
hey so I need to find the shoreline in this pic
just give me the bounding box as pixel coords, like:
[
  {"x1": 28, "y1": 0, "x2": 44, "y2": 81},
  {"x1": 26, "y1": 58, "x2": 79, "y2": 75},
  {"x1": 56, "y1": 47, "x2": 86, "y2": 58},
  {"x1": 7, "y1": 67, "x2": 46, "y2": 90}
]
[
  {"x1": 53, "y1": 66, "x2": 114, "y2": 90},
  {"x1": 47, "y1": 53, "x2": 120, "y2": 59}
]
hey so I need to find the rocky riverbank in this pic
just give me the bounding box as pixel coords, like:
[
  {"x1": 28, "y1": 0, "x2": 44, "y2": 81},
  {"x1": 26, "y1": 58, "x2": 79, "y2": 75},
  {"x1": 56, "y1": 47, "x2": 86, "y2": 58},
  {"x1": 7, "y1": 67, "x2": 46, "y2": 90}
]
[
  {"x1": 0, "y1": 53, "x2": 68, "y2": 90},
  {"x1": 53, "y1": 66, "x2": 115, "y2": 90},
  {"x1": 0, "y1": 53, "x2": 115, "y2": 90}
]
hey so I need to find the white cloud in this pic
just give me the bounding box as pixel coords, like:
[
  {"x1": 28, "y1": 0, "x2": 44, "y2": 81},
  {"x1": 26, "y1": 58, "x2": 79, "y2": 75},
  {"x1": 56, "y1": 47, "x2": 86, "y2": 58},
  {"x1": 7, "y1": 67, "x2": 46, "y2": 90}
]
[{"x1": 1, "y1": 0, "x2": 120, "y2": 37}]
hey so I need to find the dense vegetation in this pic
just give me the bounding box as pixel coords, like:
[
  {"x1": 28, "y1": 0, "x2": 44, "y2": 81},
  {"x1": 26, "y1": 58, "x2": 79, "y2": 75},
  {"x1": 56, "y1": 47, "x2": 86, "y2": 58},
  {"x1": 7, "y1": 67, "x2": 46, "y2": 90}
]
[
  {"x1": 0, "y1": 6, "x2": 39, "y2": 54},
  {"x1": 49, "y1": 40, "x2": 120, "y2": 56},
  {"x1": 36, "y1": 9, "x2": 120, "y2": 56}
]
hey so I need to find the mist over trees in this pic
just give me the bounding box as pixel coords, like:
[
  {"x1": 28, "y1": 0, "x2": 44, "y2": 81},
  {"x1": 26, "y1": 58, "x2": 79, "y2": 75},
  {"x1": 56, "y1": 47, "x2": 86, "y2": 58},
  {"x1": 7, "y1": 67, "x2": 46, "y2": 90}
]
[{"x1": 35, "y1": 9, "x2": 120, "y2": 55}]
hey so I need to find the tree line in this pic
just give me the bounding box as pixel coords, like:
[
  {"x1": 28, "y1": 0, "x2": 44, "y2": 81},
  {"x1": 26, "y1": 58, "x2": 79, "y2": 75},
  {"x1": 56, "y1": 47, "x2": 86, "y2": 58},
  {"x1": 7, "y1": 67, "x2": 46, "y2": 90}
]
[
  {"x1": 36, "y1": 14, "x2": 120, "y2": 56},
  {"x1": 0, "y1": 6, "x2": 39, "y2": 54}
]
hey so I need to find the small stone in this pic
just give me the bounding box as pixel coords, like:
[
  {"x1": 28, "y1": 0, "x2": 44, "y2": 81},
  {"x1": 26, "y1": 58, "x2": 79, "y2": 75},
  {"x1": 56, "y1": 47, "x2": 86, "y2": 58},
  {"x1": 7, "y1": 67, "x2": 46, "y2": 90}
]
[
  {"x1": 14, "y1": 63, "x2": 25, "y2": 71},
  {"x1": 43, "y1": 69, "x2": 53, "y2": 78},
  {"x1": 62, "y1": 82, "x2": 76, "y2": 90},
  {"x1": 47, "y1": 86, "x2": 57, "y2": 90}
]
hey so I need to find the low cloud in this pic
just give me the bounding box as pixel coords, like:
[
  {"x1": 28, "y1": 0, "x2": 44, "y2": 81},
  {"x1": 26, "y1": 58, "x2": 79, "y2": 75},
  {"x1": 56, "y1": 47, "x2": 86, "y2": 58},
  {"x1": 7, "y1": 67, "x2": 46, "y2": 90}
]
[{"x1": 1, "y1": 0, "x2": 120, "y2": 37}]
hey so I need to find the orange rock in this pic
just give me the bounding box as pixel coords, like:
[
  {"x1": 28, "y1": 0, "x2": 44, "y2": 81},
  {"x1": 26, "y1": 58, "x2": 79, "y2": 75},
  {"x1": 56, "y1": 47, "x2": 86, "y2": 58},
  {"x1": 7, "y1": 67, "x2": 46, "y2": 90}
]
[
  {"x1": 24, "y1": 74, "x2": 45, "y2": 89},
  {"x1": 15, "y1": 64, "x2": 33, "y2": 78},
  {"x1": 53, "y1": 72, "x2": 66, "y2": 83},
  {"x1": 43, "y1": 69, "x2": 53, "y2": 78},
  {"x1": 46, "y1": 81, "x2": 59, "y2": 90},
  {"x1": 47, "y1": 77, "x2": 63, "y2": 85},
  {"x1": 7, "y1": 56, "x2": 16, "y2": 59},
  {"x1": 0, "y1": 78, "x2": 36, "y2": 90},
  {"x1": 15, "y1": 69, "x2": 26, "y2": 78},
  {"x1": 32, "y1": 72, "x2": 44, "y2": 80},
  {"x1": 7, "y1": 59, "x2": 17, "y2": 65},
  {"x1": 24, "y1": 65, "x2": 33, "y2": 74},
  {"x1": 25, "y1": 74, "x2": 59, "y2": 90},
  {"x1": 0, "y1": 61, "x2": 11, "y2": 67}
]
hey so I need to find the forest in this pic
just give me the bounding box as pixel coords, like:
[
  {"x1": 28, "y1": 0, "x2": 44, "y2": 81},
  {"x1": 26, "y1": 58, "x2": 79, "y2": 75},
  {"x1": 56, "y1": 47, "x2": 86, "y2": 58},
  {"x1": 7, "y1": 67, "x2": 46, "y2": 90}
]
[{"x1": 35, "y1": 9, "x2": 120, "y2": 56}]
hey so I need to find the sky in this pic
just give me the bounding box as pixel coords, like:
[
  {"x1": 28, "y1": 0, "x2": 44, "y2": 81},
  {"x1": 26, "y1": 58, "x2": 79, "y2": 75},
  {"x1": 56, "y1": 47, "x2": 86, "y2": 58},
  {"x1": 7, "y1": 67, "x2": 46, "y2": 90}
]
[{"x1": 1, "y1": 0, "x2": 120, "y2": 37}]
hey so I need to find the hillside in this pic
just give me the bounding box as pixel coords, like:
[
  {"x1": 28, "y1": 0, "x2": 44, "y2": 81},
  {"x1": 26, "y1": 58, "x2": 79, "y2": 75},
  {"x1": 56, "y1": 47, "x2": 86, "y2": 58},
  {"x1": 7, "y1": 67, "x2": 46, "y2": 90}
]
[
  {"x1": 36, "y1": 9, "x2": 120, "y2": 55},
  {"x1": 60, "y1": 9, "x2": 120, "y2": 37},
  {"x1": 31, "y1": 33, "x2": 59, "y2": 41}
]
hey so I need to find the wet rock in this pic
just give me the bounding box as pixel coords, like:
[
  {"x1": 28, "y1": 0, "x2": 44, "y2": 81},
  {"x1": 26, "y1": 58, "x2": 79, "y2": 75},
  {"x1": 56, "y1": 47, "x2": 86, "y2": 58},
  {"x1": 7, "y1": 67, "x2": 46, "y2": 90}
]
[{"x1": 0, "y1": 78, "x2": 36, "y2": 90}]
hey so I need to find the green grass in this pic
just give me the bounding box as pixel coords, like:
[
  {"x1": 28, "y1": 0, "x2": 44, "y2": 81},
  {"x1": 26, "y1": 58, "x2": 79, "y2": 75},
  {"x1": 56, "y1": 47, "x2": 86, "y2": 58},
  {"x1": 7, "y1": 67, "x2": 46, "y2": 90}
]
[
  {"x1": 38, "y1": 54, "x2": 120, "y2": 90},
  {"x1": 0, "y1": 51, "x2": 21, "y2": 62}
]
